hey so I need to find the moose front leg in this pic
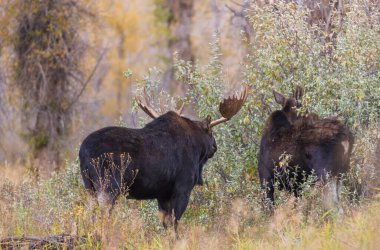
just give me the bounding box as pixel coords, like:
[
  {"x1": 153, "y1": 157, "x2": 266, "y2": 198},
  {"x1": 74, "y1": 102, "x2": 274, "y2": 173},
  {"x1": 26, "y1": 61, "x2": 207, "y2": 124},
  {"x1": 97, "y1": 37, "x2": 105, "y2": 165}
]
[
  {"x1": 261, "y1": 178, "x2": 274, "y2": 206},
  {"x1": 259, "y1": 166, "x2": 275, "y2": 205},
  {"x1": 158, "y1": 190, "x2": 190, "y2": 237},
  {"x1": 172, "y1": 191, "x2": 191, "y2": 233},
  {"x1": 157, "y1": 199, "x2": 173, "y2": 229}
]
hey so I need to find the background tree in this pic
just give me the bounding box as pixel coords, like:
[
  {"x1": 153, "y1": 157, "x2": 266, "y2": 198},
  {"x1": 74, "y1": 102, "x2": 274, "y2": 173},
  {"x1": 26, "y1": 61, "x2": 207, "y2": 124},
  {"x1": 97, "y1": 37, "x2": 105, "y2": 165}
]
[
  {"x1": 96, "y1": 0, "x2": 148, "y2": 118},
  {"x1": 155, "y1": 0, "x2": 195, "y2": 92},
  {"x1": 8, "y1": 0, "x2": 92, "y2": 174}
]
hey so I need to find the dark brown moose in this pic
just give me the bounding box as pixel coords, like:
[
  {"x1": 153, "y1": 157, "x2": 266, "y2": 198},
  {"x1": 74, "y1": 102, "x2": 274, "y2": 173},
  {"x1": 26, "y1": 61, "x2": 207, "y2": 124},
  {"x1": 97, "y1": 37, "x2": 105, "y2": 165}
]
[
  {"x1": 79, "y1": 87, "x2": 248, "y2": 231},
  {"x1": 258, "y1": 86, "x2": 354, "y2": 204}
]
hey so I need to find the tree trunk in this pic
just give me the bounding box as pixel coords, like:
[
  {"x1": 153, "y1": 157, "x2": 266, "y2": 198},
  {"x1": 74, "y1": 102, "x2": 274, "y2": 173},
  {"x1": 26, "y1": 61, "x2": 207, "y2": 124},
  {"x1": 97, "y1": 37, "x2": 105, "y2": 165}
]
[
  {"x1": 12, "y1": 0, "x2": 88, "y2": 175},
  {"x1": 163, "y1": 0, "x2": 194, "y2": 93}
]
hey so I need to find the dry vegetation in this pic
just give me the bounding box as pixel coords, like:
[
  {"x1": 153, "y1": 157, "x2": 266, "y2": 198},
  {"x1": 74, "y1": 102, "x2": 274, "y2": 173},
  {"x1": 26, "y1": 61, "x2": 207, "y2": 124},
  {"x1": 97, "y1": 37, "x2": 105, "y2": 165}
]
[
  {"x1": 0, "y1": 0, "x2": 379, "y2": 249},
  {"x1": 0, "y1": 163, "x2": 379, "y2": 249}
]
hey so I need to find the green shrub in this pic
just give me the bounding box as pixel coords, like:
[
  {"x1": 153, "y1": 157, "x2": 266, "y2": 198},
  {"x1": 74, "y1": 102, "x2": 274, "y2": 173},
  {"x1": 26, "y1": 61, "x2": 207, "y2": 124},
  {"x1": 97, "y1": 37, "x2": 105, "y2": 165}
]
[{"x1": 135, "y1": 0, "x2": 379, "y2": 224}]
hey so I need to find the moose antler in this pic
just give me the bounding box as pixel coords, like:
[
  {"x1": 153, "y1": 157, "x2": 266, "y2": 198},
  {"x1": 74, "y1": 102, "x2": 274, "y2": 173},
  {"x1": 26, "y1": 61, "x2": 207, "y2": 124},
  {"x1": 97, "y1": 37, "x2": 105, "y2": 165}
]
[
  {"x1": 293, "y1": 86, "x2": 304, "y2": 101},
  {"x1": 210, "y1": 86, "x2": 249, "y2": 127},
  {"x1": 176, "y1": 102, "x2": 185, "y2": 115},
  {"x1": 136, "y1": 88, "x2": 186, "y2": 119},
  {"x1": 136, "y1": 88, "x2": 160, "y2": 119}
]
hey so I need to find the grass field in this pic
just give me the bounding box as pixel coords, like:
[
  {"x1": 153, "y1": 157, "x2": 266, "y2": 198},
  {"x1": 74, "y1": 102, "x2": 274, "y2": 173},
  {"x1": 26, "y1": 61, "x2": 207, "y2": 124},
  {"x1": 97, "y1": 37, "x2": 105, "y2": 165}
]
[{"x1": 0, "y1": 161, "x2": 379, "y2": 249}]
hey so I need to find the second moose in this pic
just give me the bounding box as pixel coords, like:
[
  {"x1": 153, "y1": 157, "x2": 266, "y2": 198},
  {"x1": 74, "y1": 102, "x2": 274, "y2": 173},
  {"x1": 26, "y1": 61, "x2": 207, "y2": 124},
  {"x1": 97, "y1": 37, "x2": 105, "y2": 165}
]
[{"x1": 258, "y1": 86, "x2": 354, "y2": 204}]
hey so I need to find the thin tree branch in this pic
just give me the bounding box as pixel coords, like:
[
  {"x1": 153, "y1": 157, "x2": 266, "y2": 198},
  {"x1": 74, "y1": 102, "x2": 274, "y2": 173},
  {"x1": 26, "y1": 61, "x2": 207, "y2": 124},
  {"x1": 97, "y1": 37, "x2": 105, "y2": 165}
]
[
  {"x1": 225, "y1": 4, "x2": 240, "y2": 17},
  {"x1": 365, "y1": 68, "x2": 380, "y2": 77},
  {"x1": 37, "y1": 62, "x2": 48, "y2": 101},
  {"x1": 0, "y1": 234, "x2": 99, "y2": 249},
  {"x1": 230, "y1": 0, "x2": 246, "y2": 8},
  {"x1": 65, "y1": 48, "x2": 107, "y2": 112}
]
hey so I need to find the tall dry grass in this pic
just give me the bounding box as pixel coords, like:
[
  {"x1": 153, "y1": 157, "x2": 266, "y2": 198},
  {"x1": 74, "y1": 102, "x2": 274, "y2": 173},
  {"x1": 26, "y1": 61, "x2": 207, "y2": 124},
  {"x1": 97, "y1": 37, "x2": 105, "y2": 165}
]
[{"x1": 0, "y1": 160, "x2": 379, "y2": 249}]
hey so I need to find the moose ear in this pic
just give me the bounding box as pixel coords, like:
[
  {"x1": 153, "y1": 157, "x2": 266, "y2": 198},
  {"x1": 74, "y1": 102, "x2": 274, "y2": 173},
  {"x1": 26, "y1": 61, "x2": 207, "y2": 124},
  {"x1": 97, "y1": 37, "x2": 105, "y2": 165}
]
[
  {"x1": 294, "y1": 86, "x2": 304, "y2": 101},
  {"x1": 273, "y1": 89, "x2": 285, "y2": 106},
  {"x1": 203, "y1": 115, "x2": 212, "y2": 132}
]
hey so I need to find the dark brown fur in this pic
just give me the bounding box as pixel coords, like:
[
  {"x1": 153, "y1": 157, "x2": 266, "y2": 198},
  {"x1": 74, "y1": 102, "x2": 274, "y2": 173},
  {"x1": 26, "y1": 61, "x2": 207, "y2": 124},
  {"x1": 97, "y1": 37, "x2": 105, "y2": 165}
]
[
  {"x1": 79, "y1": 112, "x2": 217, "y2": 231},
  {"x1": 258, "y1": 87, "x2": 354, "y2": 203}
]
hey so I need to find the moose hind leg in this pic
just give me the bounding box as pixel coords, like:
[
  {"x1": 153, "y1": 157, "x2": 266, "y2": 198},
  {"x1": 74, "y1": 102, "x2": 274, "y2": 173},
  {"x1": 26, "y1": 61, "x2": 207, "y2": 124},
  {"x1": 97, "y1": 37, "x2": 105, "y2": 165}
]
[
  {"x1": 322, "y1": 177, "x2": 344, "y2": 217},
  {"x1": 96, "y1": 181, "x2": 121, "y2": 217}
]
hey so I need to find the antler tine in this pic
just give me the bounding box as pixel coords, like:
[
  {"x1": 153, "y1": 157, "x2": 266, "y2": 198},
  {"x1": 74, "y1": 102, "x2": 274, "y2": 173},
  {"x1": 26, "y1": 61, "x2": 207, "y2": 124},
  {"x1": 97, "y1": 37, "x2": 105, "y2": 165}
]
[
  {"x1": 293, "y1": 85, "x2": 304, "y2": 100},
  {"x1": 135, "y1": 88, "x2": 160, "y2": 119},
  {"x1": 176, "y1": 102, "x2": 185, "y2": 115},
  {"x1": 210, "y1": 86, "x2": 249, "y2": 127},
  {"x1": 159, "y1": 92, "x2": 165, "y2": 114}
]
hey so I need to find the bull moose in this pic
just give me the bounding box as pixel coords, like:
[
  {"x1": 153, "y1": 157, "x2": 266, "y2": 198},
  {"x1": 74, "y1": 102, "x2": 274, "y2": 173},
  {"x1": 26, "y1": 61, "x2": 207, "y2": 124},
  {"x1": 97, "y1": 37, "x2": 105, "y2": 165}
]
[
  {"x1": 79, "y1": 87, "x2": 248, "y2": 231},
  {"x1": 258, "y1": 86, "x2": 354, "y2": 204}
]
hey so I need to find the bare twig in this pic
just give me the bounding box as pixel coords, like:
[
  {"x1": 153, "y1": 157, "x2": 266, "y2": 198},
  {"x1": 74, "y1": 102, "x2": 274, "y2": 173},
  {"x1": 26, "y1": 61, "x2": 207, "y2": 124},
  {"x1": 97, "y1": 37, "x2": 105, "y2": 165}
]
[
  {"x1": 230, "y1": 0, "x2": 246, "y2": 8},
  {"x1": 0, "y1": 234, "x2": 100, "y2": 249},
  {"x1": 65, "y1": 48, "x2": 108, "y2": 112},
  {"x1": 365, "y1": 68, "x2": 380, "y2": 77},
  {"x1": 37, "y1": 62, "x2": 48, "y2": 90},
  {"x1": 225, "y1": 4, "x2": 240, "y2": 17}
]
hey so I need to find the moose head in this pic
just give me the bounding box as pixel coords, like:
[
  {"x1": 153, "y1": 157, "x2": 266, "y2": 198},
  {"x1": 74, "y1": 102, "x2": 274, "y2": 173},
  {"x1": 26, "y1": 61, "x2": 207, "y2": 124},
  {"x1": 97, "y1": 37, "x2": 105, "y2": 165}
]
[{"x1": 272, "y1": 86, "x2": 304, "y2": 125}]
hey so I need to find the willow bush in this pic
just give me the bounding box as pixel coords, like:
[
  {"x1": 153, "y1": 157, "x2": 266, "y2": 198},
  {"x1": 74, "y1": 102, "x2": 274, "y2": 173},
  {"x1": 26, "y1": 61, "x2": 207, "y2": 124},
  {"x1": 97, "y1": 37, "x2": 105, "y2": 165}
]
[{"x1": 170, "y1": 0, "x2": 379, "y2": 222}]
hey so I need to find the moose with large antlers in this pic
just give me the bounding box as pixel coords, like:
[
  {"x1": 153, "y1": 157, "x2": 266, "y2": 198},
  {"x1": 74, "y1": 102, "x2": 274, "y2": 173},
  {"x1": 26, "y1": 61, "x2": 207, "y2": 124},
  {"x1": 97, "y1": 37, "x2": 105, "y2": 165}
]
[
  {"x1": 258, "y1": 86, "x2": 354, "y2": 205},
  {"x1": 79, "y1": 87, "x2": 248, "y2": 231}
]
